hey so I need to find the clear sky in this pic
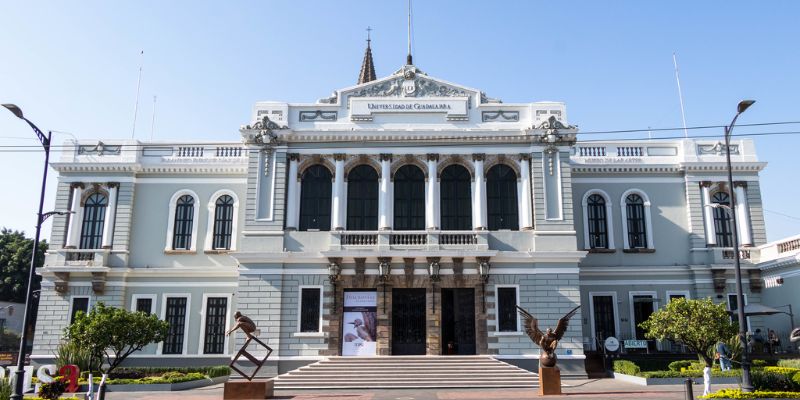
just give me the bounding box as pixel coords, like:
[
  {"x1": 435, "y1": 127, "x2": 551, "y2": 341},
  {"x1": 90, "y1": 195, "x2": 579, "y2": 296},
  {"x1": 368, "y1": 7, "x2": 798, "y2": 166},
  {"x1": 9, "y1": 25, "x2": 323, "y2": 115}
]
[{"x1": 1, "y1": 1, "x2": 799, "y2": 242}]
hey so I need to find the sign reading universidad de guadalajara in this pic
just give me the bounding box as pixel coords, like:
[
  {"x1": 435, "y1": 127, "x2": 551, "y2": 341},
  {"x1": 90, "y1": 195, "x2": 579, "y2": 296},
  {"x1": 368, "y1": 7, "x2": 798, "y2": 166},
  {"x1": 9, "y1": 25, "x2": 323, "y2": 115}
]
[{"x1": 341, "y1": 290, "x2": 377, "y2": 356}]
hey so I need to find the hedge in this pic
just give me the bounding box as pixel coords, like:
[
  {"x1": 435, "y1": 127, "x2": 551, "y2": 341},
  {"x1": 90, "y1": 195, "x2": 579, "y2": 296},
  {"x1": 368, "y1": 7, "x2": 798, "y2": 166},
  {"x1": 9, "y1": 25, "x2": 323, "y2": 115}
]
[
  {"x1": 779, "y1": 360, "x2": 800, "y2": 369},
  {"x1": 640, "y1": 369, "x2": 742, "y2": 379},
  {"x1": 702, "y1": 388, "x2": 800, "y2": 399},
  {"x1": 613, "y1": 360, "x2": 640, "y2": 376}
]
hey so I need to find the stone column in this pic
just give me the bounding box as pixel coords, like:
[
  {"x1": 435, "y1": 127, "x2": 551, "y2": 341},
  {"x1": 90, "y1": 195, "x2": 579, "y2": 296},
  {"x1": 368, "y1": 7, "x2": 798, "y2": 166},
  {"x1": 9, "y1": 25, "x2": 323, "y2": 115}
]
[
  {"x1": 426, "y1": 154, "x2": 439, "y2": 230},
  {"x1": 285, "y1": 154, "x2": 300, "y2": 230},
  {"x1": 101, "y1": 183, "x2": 118, "y2": 248},
  {"x1": 700, "y1": 181, "x2": 716, "y2": 246},
  {"x1": 65, "y1": 183, "x2": 84, "y2": 248},
  {"x1": 379, "y1": 154, "x2": 392, "y2": 230},
  {"x1": 734, "y1": 182, "x2": 752, "y2": 246},
  {"x1": 473, "y1": 154, "x2": 486, "y2": 230},
  {"x1": 518, "y1": 154, "x2": 533, "y2": 230},
  {"x1": 332, "y1": 154, "x2": 346, "y2": 230}
]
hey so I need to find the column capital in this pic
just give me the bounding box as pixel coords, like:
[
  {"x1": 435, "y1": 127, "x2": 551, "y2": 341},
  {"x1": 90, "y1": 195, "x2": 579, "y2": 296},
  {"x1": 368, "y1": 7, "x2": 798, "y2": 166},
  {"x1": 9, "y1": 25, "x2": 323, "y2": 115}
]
[
  {"x1": 518, "y1": 153, "x2": 531, "y2": 161},
  {"x1": 734, "y1": 181, "x2": 748, "y2": 188},
  {"x1": 334, "y1": 153, "x2": 347, "y2": 161},
  {"x1": 106, "y1": 182, "x2": 119, "y2": 189},
  {"x1": 403, "y1": 257, "x2": 415, "y2": 267},
  {"x1": 426, "y1": 153, "x2": 439, "y2": 162},
  {"x1": 288, "y1": 153, "x2": 300, "y2": 161},
  {"x1": 699, "y1": 181, "x2": 713, "y2": 188},
  {"x1": 472, "y1": 153, "x2": 486, "y2": 162},
  {"x1": 70, "y1": 182, "x2": 85, "y2": 189},
  {"x1": 379, "y1": 153, "x2": 393, "y2": 162}
]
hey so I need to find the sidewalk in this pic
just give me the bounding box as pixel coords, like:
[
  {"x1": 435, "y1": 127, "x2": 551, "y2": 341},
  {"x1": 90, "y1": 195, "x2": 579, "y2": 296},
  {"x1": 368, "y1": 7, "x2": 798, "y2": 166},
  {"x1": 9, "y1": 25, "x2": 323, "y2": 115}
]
[{"x1": 103, "y1": 378, "x2": 739, "y2": 400}]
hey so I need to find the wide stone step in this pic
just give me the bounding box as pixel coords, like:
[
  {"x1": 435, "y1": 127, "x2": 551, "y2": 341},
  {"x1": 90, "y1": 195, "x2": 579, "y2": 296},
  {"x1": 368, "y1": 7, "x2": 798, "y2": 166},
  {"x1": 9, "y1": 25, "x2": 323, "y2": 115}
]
[
  {"x1": 275, "y1": 381, "x2": 538, "y2": 389},
  {"x1": 279, "y1": 373, "x2": 535, "y2": 380}
]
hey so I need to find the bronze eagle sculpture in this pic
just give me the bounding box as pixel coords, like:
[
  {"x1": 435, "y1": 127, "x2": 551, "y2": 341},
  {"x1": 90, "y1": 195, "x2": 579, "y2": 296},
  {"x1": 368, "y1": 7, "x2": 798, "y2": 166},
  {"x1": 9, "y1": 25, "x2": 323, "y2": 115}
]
[{"x1": 516, "y1": 305, "x2": 581, "y2": 368}]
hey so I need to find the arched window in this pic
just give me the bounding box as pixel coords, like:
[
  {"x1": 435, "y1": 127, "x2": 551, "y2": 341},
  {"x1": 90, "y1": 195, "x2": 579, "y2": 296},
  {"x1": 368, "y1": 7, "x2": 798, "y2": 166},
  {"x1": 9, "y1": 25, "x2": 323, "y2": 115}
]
[
  {"x1": 486, "y1": 164, "x2": 519, "y2": 230},
  {"x1": 712, "y1": 191, "x2": 733, "y2": 247},
  {"x1": 346, "y1": 165, "x2": 379, "y2": 230},
  {"x1": 440, "y1": 164, "x2": 472, "y2": 231},
  {"x1": 393, "y1": 165, "x2": 425, "y2": 230},
  {"x1": 172, "y1": 195, "x2": 195, "y2": 250},
  {"x1": 625, "y1": 194, "x2": 647, "y2": 248},
  {"x1": 80, "y1": 193, "x2": 107, "y2": 249},
  {"x1": 299, "y1": 165, "x2": 332, "y2": 231},
  {"x1": 212, "y1": 195, "x2": 234, "y2": 250},
  {"x1": 587, "y1": 194, "x2": 608, "y2": 249}
]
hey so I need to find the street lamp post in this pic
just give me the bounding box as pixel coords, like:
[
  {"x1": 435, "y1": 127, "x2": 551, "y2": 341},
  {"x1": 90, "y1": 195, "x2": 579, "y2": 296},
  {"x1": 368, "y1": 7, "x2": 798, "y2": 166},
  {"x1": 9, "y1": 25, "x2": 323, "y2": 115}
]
[
  {"x1": 2, "y1": 104, "x2": 56, "y2": 400},
  {"x1": 723, "y1": 99, "x2": 755, "y2": 392}
]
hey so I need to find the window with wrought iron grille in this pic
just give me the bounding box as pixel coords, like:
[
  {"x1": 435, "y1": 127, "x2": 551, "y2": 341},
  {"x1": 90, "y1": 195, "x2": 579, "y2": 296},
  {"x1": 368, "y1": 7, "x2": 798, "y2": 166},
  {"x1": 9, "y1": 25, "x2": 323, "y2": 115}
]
[
  {"x1": 587, "y1": 194, "x2": 608, "y2": 249},
  {"x1": 625, "y1": 194, "x2": 647, "y2": 248},
  {"x1": 212, "y1": 195, "x2": 234, "y2": 250},
  {"x1": 393, "y1": 165, "x2": 425, "y2": 230},
  {"x1": 203, "y1": 297, "x2": 228, "y2": 354},
  {"x1": 79, "y1": 193, "x2": 107, "y2": 249},
  {"x1": 163, "y1": 297, "x2": 187, "y2": 354},
  {"x1": 487, "y1": 164, "x2": 519, "y2": 230},
  {"x1": 299, "y1": 287, "x2": 322, "y2": 333},
  {"x1": 172, "y1": 195, "x2": 194, "y2": 250},
  {"x1": 712, "y1": 191, "x2": 733, "y2": 247},
  {"x1": 136, "y1": 298, "x2": 153, "y2": 314}
]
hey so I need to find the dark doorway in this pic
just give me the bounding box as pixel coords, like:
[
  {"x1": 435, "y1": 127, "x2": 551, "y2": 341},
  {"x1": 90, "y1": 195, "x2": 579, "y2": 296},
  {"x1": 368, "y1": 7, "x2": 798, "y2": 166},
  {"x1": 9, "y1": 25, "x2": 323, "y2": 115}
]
[
  {"x1": 632, "y1": 295, "x2": 655, "y2": 340},
  {"x1": 441, "y1": 288, "x2": 476, "y2": 355},
  {"x1": 591, "y1": 295, "x2": 616, "y2": 349},
  {"x1": 392, "y1": 289, "x2": 427, "y2": 355}
]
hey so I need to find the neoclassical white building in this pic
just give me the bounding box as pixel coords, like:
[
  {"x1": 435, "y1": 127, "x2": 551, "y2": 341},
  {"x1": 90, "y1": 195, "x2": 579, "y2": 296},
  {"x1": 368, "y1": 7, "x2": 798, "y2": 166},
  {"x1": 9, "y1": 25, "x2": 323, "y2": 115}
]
[{"x1": 30, "y1": 42, "x2": 789, "y2": 376}]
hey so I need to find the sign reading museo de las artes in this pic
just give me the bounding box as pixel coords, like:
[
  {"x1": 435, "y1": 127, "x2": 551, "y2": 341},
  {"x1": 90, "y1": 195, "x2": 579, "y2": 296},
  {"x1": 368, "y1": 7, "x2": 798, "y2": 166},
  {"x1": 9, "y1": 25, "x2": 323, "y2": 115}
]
[{"x1": 341, "y1": 290, "x2": 378, "y2": 356}]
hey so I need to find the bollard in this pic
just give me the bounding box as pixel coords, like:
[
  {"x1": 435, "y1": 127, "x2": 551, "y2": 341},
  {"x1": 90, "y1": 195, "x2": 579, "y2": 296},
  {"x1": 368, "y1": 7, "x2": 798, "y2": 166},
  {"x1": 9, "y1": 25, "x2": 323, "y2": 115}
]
[{"x1": 684, "y1": 378, "x2": 694, "y2": 400}]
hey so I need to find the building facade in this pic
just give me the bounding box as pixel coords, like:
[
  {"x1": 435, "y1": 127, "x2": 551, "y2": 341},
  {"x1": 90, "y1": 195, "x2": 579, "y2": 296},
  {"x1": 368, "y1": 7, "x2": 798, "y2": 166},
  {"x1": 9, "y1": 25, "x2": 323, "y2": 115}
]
[{"x1": 31, "y1": 52, "x2": 779, "y2": 375}]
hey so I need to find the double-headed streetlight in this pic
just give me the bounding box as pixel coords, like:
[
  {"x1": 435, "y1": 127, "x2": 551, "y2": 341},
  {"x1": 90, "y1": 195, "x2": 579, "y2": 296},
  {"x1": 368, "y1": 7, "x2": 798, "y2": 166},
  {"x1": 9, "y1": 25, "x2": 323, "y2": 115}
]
[
  {"x1": 723, "y1": 99, "x2": 755, "y2": 392},
  {"x1": 3, "y1": 104, "x2": 71, "y2": 400}
]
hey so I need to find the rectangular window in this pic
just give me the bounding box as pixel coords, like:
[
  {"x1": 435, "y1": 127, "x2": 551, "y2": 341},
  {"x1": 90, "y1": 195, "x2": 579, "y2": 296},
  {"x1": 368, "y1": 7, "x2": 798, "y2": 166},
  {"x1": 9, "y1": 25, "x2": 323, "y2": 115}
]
[
  {"x1": 163, "y1": 297, "x2": 187, "y2": 354},
  {"x1": 299, "y1": 288, "x2": 322, "y2": 333},
  {"x1": 203, "y1": 297, "x2": 228, "y2": 354},
  {"x1": 497, "y1": 287, "x2": 518, "y2": 332},
  {"x1": 70, "y1": 297, "x2": 89, "y2": 324},
  {"x1": 136, "y1": 298, "x2": 153, "y2": 314}
]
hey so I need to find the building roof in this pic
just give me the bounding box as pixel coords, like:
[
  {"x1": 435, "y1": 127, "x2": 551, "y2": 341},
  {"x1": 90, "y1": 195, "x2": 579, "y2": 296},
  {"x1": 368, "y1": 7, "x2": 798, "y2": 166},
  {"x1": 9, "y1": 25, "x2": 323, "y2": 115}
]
[{"x1": 357, "y1": 38, "x2": 377, "y2": 85}]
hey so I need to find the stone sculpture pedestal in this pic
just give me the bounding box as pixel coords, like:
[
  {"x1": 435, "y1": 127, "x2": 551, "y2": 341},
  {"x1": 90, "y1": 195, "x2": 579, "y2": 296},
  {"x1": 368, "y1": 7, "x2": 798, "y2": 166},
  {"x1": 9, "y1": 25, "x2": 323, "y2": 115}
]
[
  {"x1": 539, "y1": 366, "x2": 561, "y2": 396},
  {"x1": 223, "y1": 380, "x2": 274, "y2": 399}
]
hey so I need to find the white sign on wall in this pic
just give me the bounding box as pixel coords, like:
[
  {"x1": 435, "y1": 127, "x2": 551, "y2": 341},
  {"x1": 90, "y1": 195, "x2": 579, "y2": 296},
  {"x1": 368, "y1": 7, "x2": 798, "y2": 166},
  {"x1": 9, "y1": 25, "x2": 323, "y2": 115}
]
[
  {"x1": 342, "y1": 290, "x2": 377, "y2": 356},
  {"x1": 350, "y1": 97, "x2": 468, "y2": 120}
]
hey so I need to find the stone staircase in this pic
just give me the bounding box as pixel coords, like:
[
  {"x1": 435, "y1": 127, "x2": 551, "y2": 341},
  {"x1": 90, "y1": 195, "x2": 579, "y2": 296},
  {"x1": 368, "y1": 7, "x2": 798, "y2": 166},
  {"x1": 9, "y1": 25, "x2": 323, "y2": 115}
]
[{"x1": 273, "y1": 355, "x2": 538, "y2": 389}]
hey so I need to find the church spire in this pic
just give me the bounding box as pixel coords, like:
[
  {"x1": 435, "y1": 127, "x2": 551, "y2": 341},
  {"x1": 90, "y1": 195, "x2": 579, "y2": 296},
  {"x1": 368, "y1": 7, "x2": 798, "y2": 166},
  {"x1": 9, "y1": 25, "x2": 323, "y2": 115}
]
[{"x1": 357, "y1": 27, "x2": 377, "y2": 85}]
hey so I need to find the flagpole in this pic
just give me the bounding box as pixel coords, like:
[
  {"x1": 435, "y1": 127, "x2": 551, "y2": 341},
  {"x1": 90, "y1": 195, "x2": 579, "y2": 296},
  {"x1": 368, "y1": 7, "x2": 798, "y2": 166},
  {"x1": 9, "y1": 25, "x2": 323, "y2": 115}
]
[{"x1": 673, "y1": 53, "x2": 689, "y2": 138}]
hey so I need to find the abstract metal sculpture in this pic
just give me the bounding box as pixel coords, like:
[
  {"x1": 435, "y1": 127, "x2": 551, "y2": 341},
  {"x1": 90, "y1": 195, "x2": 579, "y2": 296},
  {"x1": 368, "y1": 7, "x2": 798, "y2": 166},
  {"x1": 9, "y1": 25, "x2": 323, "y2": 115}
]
[
  {"x1": 226, "y1": 311, "x2": 273, "y2": 381},
  {"x1": 516, "y1": 305, "x2": 580, "y2": 368}
]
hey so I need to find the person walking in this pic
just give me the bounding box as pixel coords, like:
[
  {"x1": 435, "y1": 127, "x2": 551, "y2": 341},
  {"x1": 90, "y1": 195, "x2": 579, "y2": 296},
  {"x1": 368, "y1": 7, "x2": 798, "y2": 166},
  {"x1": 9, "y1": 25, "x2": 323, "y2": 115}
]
[{"x1": 716, "y1": 341, "x2": 732, "y2": 371}]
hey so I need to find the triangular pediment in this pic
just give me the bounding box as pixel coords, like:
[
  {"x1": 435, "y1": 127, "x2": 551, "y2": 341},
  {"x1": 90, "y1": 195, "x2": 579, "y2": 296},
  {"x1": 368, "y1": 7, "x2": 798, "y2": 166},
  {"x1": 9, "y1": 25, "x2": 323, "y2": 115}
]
[{"x1": 319, "y1": 65, "x2": 500, "y2": 104}]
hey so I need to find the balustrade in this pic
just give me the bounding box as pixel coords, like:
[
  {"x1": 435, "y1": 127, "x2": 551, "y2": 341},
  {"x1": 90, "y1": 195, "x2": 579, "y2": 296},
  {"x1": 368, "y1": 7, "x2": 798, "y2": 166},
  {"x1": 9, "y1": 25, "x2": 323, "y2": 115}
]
[
  {"x1": 440, "y1": 232, "x2": 478, "y2": 245},
  {"x1": 616, "y1": 146, "x2": 644, "y2": 157},
  {"x1": 341, "y1": 232, "x2": 378, "y2": 246},
  {"x1": 778, "y1": 238, "x2": 800, "y2": 254},
  {"x1": 389, "y1": 232, "x2": 428, "y2": 246},
  {"x1": 175, "y1": 146, "x2": 204, "y2": 157},
  {"x1": 578, "y1": 146, "x2": 606, "y2": 157}
]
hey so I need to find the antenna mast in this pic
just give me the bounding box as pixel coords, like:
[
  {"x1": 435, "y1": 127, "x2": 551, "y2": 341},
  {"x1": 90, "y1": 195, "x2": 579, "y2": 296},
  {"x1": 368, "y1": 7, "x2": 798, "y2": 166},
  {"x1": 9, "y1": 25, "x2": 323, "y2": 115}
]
[
  {"x1": 406, "y1": 0, "x2": 413, "y2": 65},
  {"x1": 131, "y1": 50, "x2": 144, "y2": 139},
  {"x1": 149, "y1": 95, "x2": 157, "y2": 141},
  {"x1": 673, "y1": 53, "x2": 689, "y2": 138}
]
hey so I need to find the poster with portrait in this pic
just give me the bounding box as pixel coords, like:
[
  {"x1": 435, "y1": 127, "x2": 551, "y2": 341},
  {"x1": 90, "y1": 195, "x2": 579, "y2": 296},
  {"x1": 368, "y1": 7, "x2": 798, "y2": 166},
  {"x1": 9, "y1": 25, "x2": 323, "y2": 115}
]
[{"x1": 341, "y1": 290, "x2": 377, "y2": 356}]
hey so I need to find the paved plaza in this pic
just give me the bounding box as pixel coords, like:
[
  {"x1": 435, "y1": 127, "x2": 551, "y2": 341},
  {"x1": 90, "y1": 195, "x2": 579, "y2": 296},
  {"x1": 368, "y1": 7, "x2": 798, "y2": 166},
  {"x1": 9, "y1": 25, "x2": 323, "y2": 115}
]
[{"x1": 103, "y1": 379, "x2": 739, "y2": 400}]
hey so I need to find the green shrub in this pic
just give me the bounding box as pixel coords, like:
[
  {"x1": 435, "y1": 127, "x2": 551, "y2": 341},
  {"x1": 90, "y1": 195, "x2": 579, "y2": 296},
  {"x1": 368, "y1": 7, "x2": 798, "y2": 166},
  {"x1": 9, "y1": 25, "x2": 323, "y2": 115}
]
[
  {"x1": 779, "y1": 359, "x2": 800, "y2": 369},
  {"x1": 750, "y1": 371, "x2": 795, "y2": 392},
  {"x1": 160, "y1": 371, "x2": 186, "y2": 380},
  {"x1": 668, "y1": 360, "x2": 695, "y2": 371},
  {"x1": 206, "y1": 366, "x2": 230, "y2": 378},
  {"x1": 752, "y1": 359, "x2": 774, "y2": 368},
  {"x1": 54, "y1": 340, "x2": 101, "y2": 373},
  {"x1": 0, "y1": 378, "x2": 11, "y2": 400},
  {"x1": 38, "y1": 377, "x2": 67, "y2": 400},
  {"x1": 613, "y1": 360, "x2": 641, "y2": 376},
  {"x1": 764, "y1": 366, "x2": 800, "y2": 376},
  {"x1": 641, "y1": 369, "x2": 742, "y2": 379},
  {"x1": 702, "y1": 388, "x2": 800, "y2": 399},
  {"x1": 792, "y1": 371, "x2": 800, "y2": 388}
]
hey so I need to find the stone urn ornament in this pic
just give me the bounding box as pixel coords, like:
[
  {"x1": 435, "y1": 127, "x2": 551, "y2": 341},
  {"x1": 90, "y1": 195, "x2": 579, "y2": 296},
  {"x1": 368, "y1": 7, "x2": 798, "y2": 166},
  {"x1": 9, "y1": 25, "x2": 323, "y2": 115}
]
[{"x1": 516, "y1": 305, "x2": 580, "y2": 395}]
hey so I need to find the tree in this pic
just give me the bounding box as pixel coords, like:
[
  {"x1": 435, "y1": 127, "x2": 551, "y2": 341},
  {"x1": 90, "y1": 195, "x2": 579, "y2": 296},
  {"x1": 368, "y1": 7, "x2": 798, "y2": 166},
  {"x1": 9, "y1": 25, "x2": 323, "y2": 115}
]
[
  {"x1": 0, "y1": 228, "x2": 47, "y2": 303},
  {"x1": 64, "y1": 303, "x2": 169, "y2": 376},
  {"x1": 640, "y1": 297, "x2": 737, "y2": 367}
]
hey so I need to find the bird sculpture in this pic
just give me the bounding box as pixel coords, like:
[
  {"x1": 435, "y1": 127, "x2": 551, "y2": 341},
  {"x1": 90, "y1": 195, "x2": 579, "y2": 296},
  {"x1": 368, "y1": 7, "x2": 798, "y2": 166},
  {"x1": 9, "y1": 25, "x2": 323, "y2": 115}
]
[
  {"x1": 349, "y1": 318, "x2": 374, "y2": 342},
  {"x1": 516, "y1": 305, "x2": 581, "y2": 368}
]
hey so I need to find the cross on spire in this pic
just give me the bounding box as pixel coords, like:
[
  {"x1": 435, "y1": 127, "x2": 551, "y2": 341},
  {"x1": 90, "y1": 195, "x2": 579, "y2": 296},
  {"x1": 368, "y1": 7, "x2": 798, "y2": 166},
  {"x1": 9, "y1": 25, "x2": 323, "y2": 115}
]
[{"x1": 357, "y1": 26, "x2": 377, "y2": 84}]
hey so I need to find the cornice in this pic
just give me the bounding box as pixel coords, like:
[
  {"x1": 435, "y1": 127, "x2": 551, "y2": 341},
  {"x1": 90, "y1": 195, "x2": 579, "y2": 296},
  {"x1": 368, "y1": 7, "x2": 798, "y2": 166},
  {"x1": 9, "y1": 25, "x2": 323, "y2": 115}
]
[
  {"x1": 50, "y1": 163, "x2": 142, "y2": 173},
  {"x1": 51, "y1": 162, "x2": 247, "y2": 175}
]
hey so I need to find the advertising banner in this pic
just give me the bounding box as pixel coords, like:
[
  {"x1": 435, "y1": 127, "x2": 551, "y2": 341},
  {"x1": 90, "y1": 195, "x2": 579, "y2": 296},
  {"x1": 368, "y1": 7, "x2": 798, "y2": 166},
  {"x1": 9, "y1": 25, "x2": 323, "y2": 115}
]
[{"x1": 341, "y1": 290, "x2": 377, "y2": 356}]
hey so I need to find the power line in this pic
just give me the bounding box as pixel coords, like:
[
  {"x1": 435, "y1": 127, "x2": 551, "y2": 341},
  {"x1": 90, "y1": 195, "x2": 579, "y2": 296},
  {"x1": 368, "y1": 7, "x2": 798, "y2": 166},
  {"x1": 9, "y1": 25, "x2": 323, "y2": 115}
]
[
  {"x1": 0, "y1": 129, "x2": 799, "y2": 153},
  {"x1": 764, "y1": 209, "x2": 800, "y2": 222}
]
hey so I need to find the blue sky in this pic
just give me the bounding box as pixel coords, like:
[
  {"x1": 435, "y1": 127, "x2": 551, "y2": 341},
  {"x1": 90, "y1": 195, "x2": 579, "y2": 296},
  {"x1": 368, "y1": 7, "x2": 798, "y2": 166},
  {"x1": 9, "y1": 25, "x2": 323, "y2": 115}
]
[{"x1": 1, "y1": 1, "x2": 799, "y2": 241}]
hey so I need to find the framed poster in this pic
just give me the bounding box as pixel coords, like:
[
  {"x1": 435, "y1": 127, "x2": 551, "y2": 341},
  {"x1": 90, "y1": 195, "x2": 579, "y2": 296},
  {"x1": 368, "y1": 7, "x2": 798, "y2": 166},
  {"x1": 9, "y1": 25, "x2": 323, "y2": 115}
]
[{"x1": 341, "y1": 290, "x2": 377, "y2": 356}]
